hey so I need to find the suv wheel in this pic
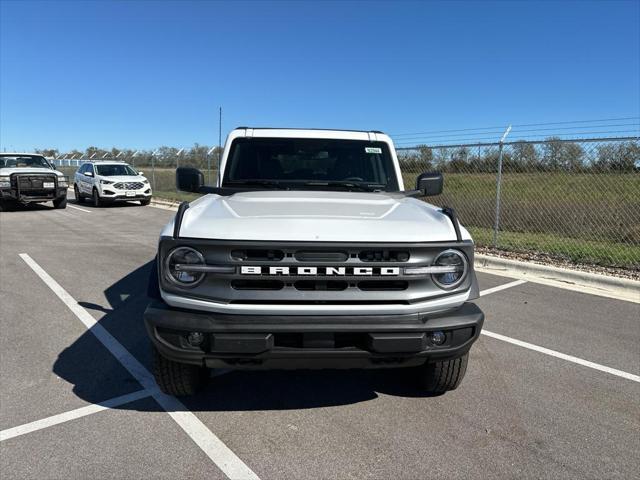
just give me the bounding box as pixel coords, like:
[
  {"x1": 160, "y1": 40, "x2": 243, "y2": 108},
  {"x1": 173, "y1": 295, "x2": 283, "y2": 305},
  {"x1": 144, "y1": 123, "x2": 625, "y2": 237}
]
[
  {"x1": 152, "y1": 346, "x2": 207, "y2": 396},
  {"x1": 74, "y1": 185, "x2": 84, "y2": 203},
  {"x1": 140, "y1": 198, "x2": 151, "y2": 206},
  {"x1": 414, "y1": 353, "x2": 469, "y2": 394},
  {"x1": 53, "y1": 197, "x2": 67, "y2": 209},
  {"x1": 92, "y1": 188, "x2": 102, "y2": 207}
]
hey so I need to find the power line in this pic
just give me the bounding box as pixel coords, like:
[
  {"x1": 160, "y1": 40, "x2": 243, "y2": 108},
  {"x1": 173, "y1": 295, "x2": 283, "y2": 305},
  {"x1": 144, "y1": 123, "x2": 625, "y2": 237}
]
[
  {"x1": 393, "y1": 123, "x2": 640, "y2": 142},
  {"x1": 390, "y1": 116, "x2": 640, "y2": 137},
  {"x1": 393, "y1": 130, "x2": 640, "y2": 147}
]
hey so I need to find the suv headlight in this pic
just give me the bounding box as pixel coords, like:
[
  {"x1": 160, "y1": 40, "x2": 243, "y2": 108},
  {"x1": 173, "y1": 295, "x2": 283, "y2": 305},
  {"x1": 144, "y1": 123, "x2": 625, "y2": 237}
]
[
  {"x1": 58, "y1": 176, "x2": 69, "y2": 187},
  {"x1": 0, "y1": 176, "x2": 10, "y2": 188},
  {"x1": 165, "y1": 247, "x2": 206, "y2": 287},
  {"x1": 100, "y1": 179, "x2": 114, "y2": 185},
  {"x1": 142, "y1": 179, "x2": 149, "y2": 184},
  {"x1": 431, "y1": 249, "x2": 468, "y2": 289}
]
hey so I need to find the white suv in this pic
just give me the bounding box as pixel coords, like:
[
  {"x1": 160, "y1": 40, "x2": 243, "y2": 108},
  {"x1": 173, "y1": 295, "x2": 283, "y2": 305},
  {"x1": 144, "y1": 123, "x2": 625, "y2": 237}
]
[{"x1": 74, "y1": 161, "x2": 152, "y2": 207}]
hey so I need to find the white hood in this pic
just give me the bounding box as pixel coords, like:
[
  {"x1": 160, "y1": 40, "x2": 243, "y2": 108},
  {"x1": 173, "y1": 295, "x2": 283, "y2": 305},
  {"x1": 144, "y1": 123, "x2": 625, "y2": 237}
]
[
  {"x1": 0, "y1": 167, "x2": 64, "y2": 176},
  {"x1": 165, "y1": 191, "x2": 471, "y2": 243},
  {"x1": 101, "y1": 175, "x2": 147, "y2": 183}
]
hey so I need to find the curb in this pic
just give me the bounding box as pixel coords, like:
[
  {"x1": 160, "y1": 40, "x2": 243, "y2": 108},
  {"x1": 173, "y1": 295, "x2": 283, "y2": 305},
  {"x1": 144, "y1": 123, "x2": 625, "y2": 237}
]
[{"x1": 476, "y1": 254, "x2": 639, "y2": 303}]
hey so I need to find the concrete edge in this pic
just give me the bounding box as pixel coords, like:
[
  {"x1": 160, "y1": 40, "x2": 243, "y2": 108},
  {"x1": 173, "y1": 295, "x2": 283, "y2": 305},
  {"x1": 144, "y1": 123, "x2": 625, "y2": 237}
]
[{"x1": 476, "y1": 254, "x2": 639, "y2": 303}]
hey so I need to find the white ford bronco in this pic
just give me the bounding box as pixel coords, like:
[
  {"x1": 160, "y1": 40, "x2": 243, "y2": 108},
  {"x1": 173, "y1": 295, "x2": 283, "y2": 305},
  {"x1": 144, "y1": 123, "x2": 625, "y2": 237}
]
[
  {"x1": 145, "y1": 128, "x2": 484, "y2": 396},
  {"x1": 0, "y1": 153, "x2": 69, "y2": 210}
]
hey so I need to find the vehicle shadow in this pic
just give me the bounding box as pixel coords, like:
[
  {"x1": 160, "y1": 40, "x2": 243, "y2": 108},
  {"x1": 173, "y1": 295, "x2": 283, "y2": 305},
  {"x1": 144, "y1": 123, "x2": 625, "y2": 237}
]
[{"x1": 53, "y1": 261, "x2": 437, "y2": 413}]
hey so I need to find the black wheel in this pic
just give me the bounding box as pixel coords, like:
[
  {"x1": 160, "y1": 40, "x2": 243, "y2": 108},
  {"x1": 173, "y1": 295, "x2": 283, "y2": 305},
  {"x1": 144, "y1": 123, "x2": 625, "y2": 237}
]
[
  {"x1": 53, "y1": 197, "x2": 67, "y2": 209},
  {"x1": 74, "y1": 185, "x2": 84, "y2": 203},
  {"x1": 140, "y1": 198, "x2": 151, "y2": 206},
  {"x1": 92, "y1": 188, "x2": 102, "y2": 207},
  {"x1": 152, "y1": 346, "x2": 207, "y2": 396},
  {"x1": 414, "y1": 353, "x2": 469, "y2": 394}
]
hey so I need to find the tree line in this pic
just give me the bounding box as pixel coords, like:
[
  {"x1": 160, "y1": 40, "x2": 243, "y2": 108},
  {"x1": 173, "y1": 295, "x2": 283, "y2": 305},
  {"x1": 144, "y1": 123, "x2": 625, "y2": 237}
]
[{"x1": 397, "y1": 138, "x2": 640, "y2": 173}]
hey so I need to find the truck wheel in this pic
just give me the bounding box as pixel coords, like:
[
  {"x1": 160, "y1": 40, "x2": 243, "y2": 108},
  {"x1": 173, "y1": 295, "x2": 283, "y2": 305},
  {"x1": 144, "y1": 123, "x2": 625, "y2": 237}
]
[
  {"x1": 140, "y1": 198, "x2": 151, "y2": 206},
  {"x1": 53, "y1": 197, "x2": 67, "y2": 209},
  {"x1": 415, "y1": 353, "x2": 468, "y2": 394},
  {"x1": 74, "y1": 185, "x2": 84, "y2": 203},
  {"x1": 92, "y1": 189, "x2": 102, "y2": 207},
  {"x1": 152, "y1": 346, "x2": 207, "y2": 396}
]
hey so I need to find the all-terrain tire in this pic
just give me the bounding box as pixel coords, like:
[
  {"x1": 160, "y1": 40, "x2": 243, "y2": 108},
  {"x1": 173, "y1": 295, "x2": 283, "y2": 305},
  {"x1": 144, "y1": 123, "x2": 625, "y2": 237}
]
[
  {"x1": 53, "y1": 197, "x2": 67, "y2": 209},
  {"x1": 152, "y1": 346, "x2": 207, "y2": 396},
  {"x1": 415, "y1": 353, "x2": 469, "y2": 394}
]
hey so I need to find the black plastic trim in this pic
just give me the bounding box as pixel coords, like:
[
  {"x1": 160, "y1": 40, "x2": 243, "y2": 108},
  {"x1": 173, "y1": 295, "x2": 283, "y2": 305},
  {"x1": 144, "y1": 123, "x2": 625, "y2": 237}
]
[{"x1": 173, "y1": 201, "x2": 190, "y2": 239}]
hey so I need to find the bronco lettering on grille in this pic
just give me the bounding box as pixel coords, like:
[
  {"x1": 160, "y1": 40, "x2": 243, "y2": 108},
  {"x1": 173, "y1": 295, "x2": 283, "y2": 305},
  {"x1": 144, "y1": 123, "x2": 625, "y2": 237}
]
[{"x1": 240, "y1": 266, "x2": 400, "y2": 276}]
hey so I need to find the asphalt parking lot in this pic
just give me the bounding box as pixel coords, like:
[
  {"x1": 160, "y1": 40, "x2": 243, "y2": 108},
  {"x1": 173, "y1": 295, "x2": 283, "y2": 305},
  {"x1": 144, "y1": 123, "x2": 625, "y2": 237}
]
[{"x1": 1, "y1": 197, "x2": 638, "y2": 480}]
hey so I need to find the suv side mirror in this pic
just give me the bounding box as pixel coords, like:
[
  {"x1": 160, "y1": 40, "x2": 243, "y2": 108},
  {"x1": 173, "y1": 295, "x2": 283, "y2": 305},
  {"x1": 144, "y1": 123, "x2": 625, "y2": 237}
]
[
  {"x1": 416, "y1": 172, "x2": 443, "y2": 196},
  {"x1": 176, "y1": 166, "x2": 204, "y2": 193},
  {"x1": 85, "y1": 171, "x2": 94, "y2": 177}
]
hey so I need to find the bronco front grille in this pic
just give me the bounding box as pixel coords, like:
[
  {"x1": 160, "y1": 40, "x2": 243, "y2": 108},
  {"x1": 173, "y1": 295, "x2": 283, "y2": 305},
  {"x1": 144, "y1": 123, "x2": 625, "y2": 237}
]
[
  {"x1": 114, "y1": 182, "x2": 144, "y2": 190},
  {"x1": 159, "y1": 239, "x2": 475, "y2": 307}
]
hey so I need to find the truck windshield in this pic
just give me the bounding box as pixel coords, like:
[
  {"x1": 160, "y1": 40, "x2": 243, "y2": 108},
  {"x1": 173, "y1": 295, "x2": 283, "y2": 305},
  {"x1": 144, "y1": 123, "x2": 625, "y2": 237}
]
[
  {"x1": 95, "y1": 164, "x2": 137, "y2": 176},
  {"x1": 222, "y1": 138, "x2": 399, "y2": 191},
  {"x1": 0, "y1": 155, "x2": 52, "y2": 169}
]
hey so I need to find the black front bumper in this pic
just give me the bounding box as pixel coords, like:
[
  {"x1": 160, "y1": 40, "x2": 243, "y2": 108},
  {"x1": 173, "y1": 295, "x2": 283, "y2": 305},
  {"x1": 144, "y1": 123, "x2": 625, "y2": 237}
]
[
  {"x1": 0, "y1": 187, "x2": 67, "y2": 203},
  {"x1": 144, "y1": 300, "x2": 484, "y2": 369}
]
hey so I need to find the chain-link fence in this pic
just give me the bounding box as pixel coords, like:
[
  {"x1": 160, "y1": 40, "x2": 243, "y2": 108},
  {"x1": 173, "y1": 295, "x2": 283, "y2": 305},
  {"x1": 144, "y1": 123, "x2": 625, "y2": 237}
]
[{"x1": 397, "y1": 137, "x2": 640, "y2": 270}]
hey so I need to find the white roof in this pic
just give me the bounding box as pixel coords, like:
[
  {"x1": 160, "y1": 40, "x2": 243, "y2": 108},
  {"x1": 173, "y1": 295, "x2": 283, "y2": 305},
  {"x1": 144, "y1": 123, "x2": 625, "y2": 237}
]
[{"x1": 0, "y1": 152, "x2": 45, "y2": 156}]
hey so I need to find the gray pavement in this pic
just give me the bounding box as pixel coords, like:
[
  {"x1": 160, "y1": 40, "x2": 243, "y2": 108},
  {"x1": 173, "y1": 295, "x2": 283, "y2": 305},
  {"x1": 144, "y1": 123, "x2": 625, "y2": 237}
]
[{"x1": 0, "y1": 197, "x2": 638, "y2": 479}]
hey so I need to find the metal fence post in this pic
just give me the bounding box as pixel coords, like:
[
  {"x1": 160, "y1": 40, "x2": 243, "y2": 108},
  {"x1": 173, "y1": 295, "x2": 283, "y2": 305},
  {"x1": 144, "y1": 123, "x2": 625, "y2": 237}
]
[
  {"x1": 493, "y1": 126, "x2": 512, "y2": 247},
  {"x1": 151, "y1": 150, "x2": 157, "y2": 191}
]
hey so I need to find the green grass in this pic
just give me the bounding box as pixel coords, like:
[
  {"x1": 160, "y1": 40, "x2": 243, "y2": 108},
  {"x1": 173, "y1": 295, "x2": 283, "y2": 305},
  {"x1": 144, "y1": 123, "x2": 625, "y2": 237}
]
[{"x1": 468, "y1": 226, "x2": 640, "y2": 268}]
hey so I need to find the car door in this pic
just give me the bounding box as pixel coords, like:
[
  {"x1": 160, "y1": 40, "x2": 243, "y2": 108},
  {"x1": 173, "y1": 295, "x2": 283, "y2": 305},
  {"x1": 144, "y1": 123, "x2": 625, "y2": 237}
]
[{"x1": 76, "y1": 164, "x2": 86, "y2": 193}]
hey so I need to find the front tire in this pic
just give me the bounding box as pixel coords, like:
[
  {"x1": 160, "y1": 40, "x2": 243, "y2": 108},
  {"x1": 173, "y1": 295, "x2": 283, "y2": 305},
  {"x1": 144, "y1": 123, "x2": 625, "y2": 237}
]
[
  {"x1": 414, "y1": 353, "x2": 469, "y2": 394},
  {"x1": 53, "y1": 197, "x2": 67, "y2": 209},
  {"x1": 74, "y1": 185, "x2": 84, "y2": 203},
  {"x1": 92, "y1": 188, "x2": 102, "y2": 207},
  {"x1": 140, "y1": 198, "x2": 151, "y2": 206},
  {"x1": 152, "y1": 347, "x2": 207, "y2": 396}
]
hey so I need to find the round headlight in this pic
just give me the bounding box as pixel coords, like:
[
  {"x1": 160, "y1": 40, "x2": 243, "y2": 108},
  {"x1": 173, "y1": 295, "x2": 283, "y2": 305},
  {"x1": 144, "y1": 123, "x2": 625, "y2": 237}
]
[
  {"x1": 165, "y1": 247, "x2": 206, "y2": 287},
  {"x1": 432, "y1": 249, "x2": 468, "y2": 289}
]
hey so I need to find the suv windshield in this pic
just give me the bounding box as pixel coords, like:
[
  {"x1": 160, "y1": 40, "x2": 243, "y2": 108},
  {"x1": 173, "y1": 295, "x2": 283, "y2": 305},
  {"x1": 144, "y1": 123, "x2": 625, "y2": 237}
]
[
  {"x1": 222, "y1": 138, "x2": 399, "y2": 191},
  {"x1": 0, "y1": 155, "x2": 52, "y2": 169},
  {"x1": 95, "y1": 164, "x2": 137, "y2": 176}
]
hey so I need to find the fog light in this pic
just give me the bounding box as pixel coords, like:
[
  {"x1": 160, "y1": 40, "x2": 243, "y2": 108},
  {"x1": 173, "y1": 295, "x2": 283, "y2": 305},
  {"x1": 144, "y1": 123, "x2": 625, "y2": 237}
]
[
  {"x1": 430, "y1": 331, "x2": 446, "y2": 346},
  {"x1": 187, "y1": 331, "x2": 205, "y2": 346}
]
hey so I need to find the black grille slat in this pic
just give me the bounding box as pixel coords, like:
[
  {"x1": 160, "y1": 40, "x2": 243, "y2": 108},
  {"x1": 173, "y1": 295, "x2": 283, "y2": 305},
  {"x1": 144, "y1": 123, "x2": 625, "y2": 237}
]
[{"x1": 358, "y1": 250, "x2": 410, "y2": 262}]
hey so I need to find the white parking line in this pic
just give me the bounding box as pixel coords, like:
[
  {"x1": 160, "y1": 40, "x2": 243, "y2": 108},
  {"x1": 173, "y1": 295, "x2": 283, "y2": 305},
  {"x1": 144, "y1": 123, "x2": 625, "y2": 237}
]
[
  {"x1": 479, "y1": 280, "x2": 640, "y2": 383},
  {"x1": 0, "y1": 389, "x2": 151, "y2": 442},
  {"x1": 480, "y1": 279, "x2": 528, "y2": 296},
  {"x1": 481, "y1": 330, "x2": 640, "y2": 382},
  {"x1": 19, "y1": 253, "x2": 260, "y2": 480},
  {"x1": 67, "y1": 204, "x2": 91, "y2": 213}
]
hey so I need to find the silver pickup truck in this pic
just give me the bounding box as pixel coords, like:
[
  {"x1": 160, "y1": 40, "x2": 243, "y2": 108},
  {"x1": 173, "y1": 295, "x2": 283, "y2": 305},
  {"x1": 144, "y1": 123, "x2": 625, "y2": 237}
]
[{"x1": 145, "y1": 128, "x2": 484, "y2": 396}]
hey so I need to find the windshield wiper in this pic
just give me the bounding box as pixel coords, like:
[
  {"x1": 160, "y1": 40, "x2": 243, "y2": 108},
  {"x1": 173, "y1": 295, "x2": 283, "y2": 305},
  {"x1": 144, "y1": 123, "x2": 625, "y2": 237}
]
[
  {"x1": 224, "y1": 180, "x2": 289, "y2": 190},
  {"x1": 301, "y1": 181, "x2": 386, "y2": 192}
]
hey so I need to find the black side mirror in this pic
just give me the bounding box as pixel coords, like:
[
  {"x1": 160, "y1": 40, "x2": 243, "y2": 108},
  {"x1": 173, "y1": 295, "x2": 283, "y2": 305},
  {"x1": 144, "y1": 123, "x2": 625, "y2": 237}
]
[
  {"x1": 176, "y1": 166, "x2": 204, "y2": 193},
  {"x1": 416, "y1": 172, "x2": 443, "y2": 196}
]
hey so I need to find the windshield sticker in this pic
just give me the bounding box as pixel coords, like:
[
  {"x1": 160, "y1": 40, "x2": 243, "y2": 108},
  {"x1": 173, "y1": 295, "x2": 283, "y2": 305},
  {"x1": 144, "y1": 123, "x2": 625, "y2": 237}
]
[{"x1": 365, "y1": 147, "x2": 382, "y2": 154}]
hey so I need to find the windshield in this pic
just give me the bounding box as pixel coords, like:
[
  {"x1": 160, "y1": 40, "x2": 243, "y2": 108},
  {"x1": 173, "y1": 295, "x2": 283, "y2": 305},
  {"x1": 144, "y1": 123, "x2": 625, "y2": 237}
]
[
  {"x1": 222, "y1": 138, "x2": 399, "y2": 191},
  {"x1": 95, "y1": 164, "x2": 138, "y2": 176},
  {"x1": 0, "y1": 155, "x2": 53, "y2": 169}
]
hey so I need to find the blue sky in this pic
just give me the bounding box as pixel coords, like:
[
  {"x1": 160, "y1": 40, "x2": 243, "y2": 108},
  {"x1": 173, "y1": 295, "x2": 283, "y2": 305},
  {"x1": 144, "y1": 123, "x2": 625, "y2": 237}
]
[{"x1": 1, "y1": 0, "x2": 638, "y2": 151}]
